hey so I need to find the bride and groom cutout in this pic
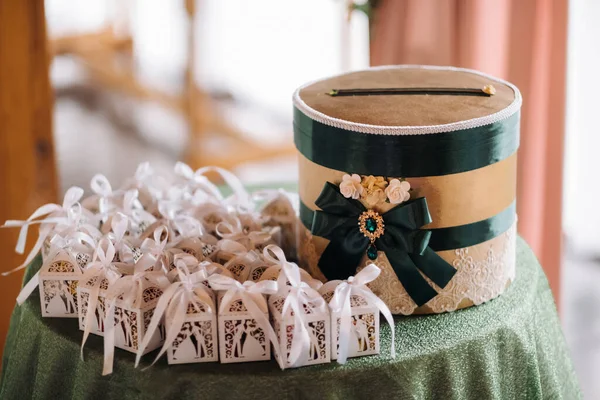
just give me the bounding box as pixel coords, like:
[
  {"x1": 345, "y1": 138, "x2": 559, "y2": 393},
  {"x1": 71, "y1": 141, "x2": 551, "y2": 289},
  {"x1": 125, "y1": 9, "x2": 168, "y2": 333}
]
[
  {"x1": 44, "y1": 280, "x2": 77, "y2": 315},
  {"x1": 229, "y1": 319, "x2": 266, "y2": 359},
  {"x1": 349, "y1": 317, "x2": 371, "y2": 353},
  {"x1": 173, "y1": 322, "x2": 213, "y2": 360}
]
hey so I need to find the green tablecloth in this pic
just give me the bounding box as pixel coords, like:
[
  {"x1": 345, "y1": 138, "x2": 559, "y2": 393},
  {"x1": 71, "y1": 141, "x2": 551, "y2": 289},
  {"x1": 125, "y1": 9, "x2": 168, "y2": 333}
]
[{"x1": 0, "y1": 237, "x2": 580, "y2": 400}]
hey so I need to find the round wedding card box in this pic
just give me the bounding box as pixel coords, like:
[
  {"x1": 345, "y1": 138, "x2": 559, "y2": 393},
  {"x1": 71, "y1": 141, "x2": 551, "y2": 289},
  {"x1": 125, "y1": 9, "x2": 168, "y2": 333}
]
[{"x1": 294, "y1": 66, "x2": 521, "y2": 315}]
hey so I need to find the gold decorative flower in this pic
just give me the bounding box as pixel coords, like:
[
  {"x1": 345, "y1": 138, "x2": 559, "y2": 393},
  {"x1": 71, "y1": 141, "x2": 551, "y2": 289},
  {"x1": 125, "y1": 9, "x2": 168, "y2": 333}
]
[
  {"x1": 361, "y1": 175, "x2": 388, "y2": 192},
  {"x1": 364, "y1": 189, "x2": 387, "y2": 207},
  {"x1": 360, "y1": 175, "x2": 388, "y2": 206}
]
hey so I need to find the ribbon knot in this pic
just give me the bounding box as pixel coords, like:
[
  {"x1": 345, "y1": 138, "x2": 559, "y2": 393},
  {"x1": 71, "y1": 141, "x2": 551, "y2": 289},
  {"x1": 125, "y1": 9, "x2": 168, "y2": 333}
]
[
  {"x1": 328, "y1": 264, "x2": 396, "y2": 364},
  {"x1": 90, "y1": 174, "x2": 118, "y2": 223},
  {"x1": 135, "y1": 162, "x2": 154, "y2": 183},
  {"x1": 141, "y1": 226, "x2": 169, "y2": 256},
  {"x1": 262, "y1": 244, "x2": 294, "y2": 269},
  {"x1": 207, "y1": 273, "x2": 284, "y2": 367},
  {"x1": 135, "y1": 255, "x2": 218, "y2": 371},
  {"x1": 12, "y1": 230, "x2": 97, "y2": 306},
  {"x1": 123, "y1": 189, "x2": 155, "y2": 225},
  {"x1": 123, "y1": 189, "x2": 143, "y2": 214},
  {"x1": 80, "y1": 239, "x2": 125, "y2": 362},
  {"x1": 102, "y1": 255, "x2": 170, "y2": 375},
  {"x1": 312, "y1": 182, "x2": 457, "y2": 307},
  {"x1": 1, "y1": 186, "x2": 86, "y2": 276},
  {"x1": 216, "y1": 217, "x2": 271, "y2": 250},
  {"x1": 108, "y1": 212, "x2": 129, "y2": 244},
  {"x1": 272, "y1": 259, "x2": 327, "y2": 368},
  {"x1": 174, "y1": 162, "x2": 223, "y2": 201}
]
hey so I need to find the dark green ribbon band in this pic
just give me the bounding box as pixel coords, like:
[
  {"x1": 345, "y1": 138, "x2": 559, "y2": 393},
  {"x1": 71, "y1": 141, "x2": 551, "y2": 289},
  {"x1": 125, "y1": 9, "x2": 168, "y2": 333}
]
[
  {"x1": 300, "y1": 200, "x2": 516, "y2": 252},
  {"x1": 427, "y1": 201, "x2": 516, "y2": 251},
  {"x1": 294, "y1": 107, "x2": 520, "y2": 177}
]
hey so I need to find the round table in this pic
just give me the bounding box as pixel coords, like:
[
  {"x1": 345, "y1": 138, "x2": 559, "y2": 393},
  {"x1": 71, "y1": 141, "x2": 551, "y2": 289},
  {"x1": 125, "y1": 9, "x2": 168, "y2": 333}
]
[{"x1": 0, "y1": 237, "x2": 581, "y2": 400}]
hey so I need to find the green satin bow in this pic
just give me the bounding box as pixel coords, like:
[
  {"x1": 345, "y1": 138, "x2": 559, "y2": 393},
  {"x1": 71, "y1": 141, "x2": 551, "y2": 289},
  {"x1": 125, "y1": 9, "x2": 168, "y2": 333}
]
[{"x1": 311, "y1": 182, "x2": 457, "y2": 307}]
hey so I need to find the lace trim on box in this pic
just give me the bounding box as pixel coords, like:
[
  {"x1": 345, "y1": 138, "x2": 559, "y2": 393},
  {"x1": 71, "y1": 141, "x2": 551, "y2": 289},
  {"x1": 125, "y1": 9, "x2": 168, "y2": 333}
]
[{"x1": 298, "y1": 223, "x2": 516, "y2": 315}]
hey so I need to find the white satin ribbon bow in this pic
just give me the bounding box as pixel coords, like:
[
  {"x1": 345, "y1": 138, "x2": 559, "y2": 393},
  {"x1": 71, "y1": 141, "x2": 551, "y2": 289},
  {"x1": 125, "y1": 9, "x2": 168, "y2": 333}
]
[
  {"x1": 106, "y1": 212, "x2": 135, "y2": 263},
  {"x1": 208, "y1": 273, "x2": 285, "y2": 368},
  {"x1": 122, "y1": 189, "x2": 156, "y2": 231},
  {"x1": 174, "y1": 162, "x2": 223, "y2": 201},
  {"x1": 102, "y1": 254, "x2": 170, "y2": 375},
  {"x1": 1, "y1": 187, "x2": 87, "y2": 275},
  {"x1": 169, "y1": 253, "x2": 228, "y2": 283},
  {"x1": 195, "y1": 165, "x2": 253, "y2": 212},
  {"x1": 90, "y1": 174, "x2": 120, "y2": 224},
  {"x1": 134, "y1": 259, "x2": 216, "y2": 370},
  {"x1": 15, "y1": 231, "x2": 96, "y2": 306},
  {"x1": 329, "y1": 264, "x2": 395, "y2": 364},
  {"x1": 80, "y1": 239, "x2": 124, "y2": 361},
  {"x1": 262, "y1": 244, "x2": 319, "y2": 289},
  {"x1": 139, "y1": 226, "x2": 170, "y2": 272},
  {"x1": 274, "y1": 251, "x2": 327, "y2": 368},
  {"x1": 216, "y1": 217, "x2": 271, "y2": 250}
]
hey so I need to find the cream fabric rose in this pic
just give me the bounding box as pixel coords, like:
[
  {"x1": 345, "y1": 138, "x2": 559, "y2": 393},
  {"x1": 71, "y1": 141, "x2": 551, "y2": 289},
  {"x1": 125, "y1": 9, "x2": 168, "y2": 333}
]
[
  {"x1": 339, "y1": 174, "x2": 363, "y2": 199},
  {"x1": 385, "y1": 179, "x2": 411, "y2": 204}
]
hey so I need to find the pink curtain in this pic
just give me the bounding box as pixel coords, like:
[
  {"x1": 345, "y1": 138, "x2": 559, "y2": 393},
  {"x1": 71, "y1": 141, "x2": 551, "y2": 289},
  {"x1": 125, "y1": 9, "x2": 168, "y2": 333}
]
[{"x1": 370, "y1": 0, "x2": 568, "y2": 304}]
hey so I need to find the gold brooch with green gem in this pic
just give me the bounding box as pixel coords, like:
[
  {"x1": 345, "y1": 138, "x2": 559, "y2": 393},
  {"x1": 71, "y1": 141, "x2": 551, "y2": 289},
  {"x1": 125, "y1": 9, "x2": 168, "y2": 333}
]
[{"x1": 358, "y1": 210, "x2": 384, "y2": 260}]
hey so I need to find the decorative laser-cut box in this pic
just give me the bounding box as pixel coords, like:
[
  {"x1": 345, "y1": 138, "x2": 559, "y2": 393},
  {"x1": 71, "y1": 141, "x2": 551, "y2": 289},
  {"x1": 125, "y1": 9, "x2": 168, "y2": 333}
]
[
  {"x1": 39, "y1": 249, "x2": 85, "y2": 318},
  {"x1": 166, "y1": 293, "x2": 218, "y2": 364},
  {"x1": 319, "y1": 281, "x2": 380, "y2": 360},
  {"x1": 78, "y1": 276, "x2": 164, "y2": 355},
  {"x1": 217, "y1": 291, "x2": 271, "y2": 363},
  {"x1": 268, "y1": 291, "x2": 331, "y2": 368}
]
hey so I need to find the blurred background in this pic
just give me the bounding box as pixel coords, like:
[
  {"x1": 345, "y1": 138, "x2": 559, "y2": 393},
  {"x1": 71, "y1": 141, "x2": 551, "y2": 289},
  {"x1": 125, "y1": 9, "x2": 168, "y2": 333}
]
[{"x1": 0, "y1": 0, "x2": 597, "y2": 396}]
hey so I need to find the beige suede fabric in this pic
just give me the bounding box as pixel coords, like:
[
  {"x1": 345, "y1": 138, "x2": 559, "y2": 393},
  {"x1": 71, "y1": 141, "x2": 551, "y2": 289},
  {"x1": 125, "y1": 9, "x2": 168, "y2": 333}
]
[{"x1": 299, "y1": 68, "x2": 515, "y2": 126}]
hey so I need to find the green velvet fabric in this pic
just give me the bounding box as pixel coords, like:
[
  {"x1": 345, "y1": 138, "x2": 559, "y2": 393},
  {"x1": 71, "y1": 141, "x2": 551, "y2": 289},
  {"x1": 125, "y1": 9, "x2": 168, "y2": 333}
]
[{"x1": 0, "y1": 237, "x2": 580, "y2": 400}]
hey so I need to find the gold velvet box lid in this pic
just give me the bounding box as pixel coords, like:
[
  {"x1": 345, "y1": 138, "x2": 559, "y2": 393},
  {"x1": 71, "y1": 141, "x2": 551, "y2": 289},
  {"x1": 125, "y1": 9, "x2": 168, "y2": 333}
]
[{"x1": 296, "y1": 65, "x2": 519, "y2": 129}]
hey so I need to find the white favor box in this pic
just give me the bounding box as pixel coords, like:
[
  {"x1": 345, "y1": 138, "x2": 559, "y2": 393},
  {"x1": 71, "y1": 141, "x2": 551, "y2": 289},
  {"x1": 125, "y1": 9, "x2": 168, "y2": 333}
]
[
  {"x1": 246, "y1": 264, "x2": 271, "y2": 282},
  {"x1": 268, "y1": 292, "x2": 331, "y2": 368},
  {"x1": 319, "y1": 281, "x2": 380, "y2": 360},
  {"x1": 260, "y1": 193, "x2": 298, "y2": 260},
  {"x1": 217, "y1": 291, "x2": 271, "y2": 363},
  {"x1": 167, "y1": 298, "x2": 218, "y2": 364},
  {"x1": 39, "y1": 250, "x2": 84, "y2": 318},
  {"x1": 173, "y1": 237, "x2": 205, "y2": 260},
  {"x1": 223, "y1": 252, "x2": 265, "y2": 282},
  {"x1": 77, "y1": 276, "x2": 110, "y2": 336},
  {"x1": 78, "y1": 278, "x2": 164, "y2": 354},
  {"x1": 259, "y1": 264, "x2": 314, "y2": 284}
]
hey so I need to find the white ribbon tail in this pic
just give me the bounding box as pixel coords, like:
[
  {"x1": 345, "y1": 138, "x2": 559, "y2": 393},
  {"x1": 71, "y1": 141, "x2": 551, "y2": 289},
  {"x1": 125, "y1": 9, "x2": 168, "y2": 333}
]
[
  {"x1": 135, "y1": 283, "x2": 180, "y2": 367},
  {"x1": 2, "y1": 203, "x2": 62, "y2": 254},
  {"x1": 145, "y1": 291, "x2": 187, "y2": 370},
  {"x1": 81, "y1": 276, "x2": 102, "y2": 361},
  {"x1": 102, "y1": 297, "x2": 118, "y2": 375},
  {"x1": 196, "y1": 166, "x2": 251, "y2": 209},
  {"x1": 335, "y1": 285, "x2": 353, "y2": 364},
  {"x1": 241, "y1": 291, "x2": 285, "y2": 369},
  {"x1": 282, "y1": 295, "x2": 311, "y2": 368},
  {"x1": 15, "y1": 270, "x2": 41, "y2": 305},
  {"x1": 2, "y1": 232, "x2": 48, "y2": 276}
]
